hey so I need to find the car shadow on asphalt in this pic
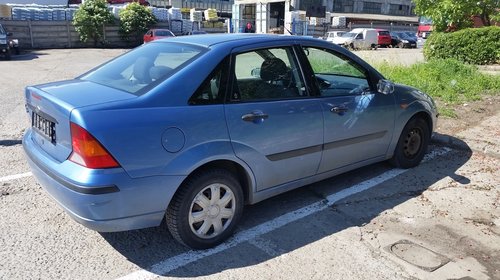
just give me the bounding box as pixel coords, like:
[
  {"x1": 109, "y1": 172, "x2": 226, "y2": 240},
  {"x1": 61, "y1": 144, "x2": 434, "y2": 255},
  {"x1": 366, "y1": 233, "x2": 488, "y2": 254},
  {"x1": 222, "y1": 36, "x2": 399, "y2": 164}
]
[
  {"x1": 8, "y1": 50, "x2": 49, "y2": 61},
  {"x1": 0, "y1": 139, "x2": 22, "y2": 146},
  {"x1": 101, "y1": 137, "x2": 472, "y2": 278}
]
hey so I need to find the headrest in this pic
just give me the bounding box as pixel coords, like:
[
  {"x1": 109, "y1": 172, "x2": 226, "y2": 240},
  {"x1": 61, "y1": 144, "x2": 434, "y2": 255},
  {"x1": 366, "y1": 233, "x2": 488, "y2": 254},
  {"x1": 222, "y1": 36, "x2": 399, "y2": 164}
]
[
  {"x1": 260, "y1": 57, "x2": 288, "y2": 81},
  {"x1": 133, "y1": 57, "x2": 153, "y2": 84}
]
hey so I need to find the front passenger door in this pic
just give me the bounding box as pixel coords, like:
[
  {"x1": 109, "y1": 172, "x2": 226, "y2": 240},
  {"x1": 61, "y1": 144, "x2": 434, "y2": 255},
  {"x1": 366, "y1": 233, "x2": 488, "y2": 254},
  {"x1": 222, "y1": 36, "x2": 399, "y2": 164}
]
[{"x1": 302, "y1": 47, "x2": 396, "y2": 173}]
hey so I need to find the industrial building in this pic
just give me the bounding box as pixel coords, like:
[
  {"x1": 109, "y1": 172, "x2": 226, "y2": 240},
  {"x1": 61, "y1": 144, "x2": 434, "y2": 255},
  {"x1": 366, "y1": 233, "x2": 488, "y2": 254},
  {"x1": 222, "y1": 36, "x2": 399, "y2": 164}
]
[{"x1": 231, "y1": 0, "x2": 418, "y2": 34}]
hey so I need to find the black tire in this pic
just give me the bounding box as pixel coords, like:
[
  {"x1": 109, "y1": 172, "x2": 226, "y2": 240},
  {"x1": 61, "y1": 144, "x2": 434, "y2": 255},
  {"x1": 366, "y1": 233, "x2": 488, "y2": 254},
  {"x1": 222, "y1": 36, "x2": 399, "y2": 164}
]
[
  {"x1": 389, "y1": 117, "x2": 430, "y2": 169},
  {"x1": 166, "y1": 168, "x2": 244, "y2": 249},
  {"x1": 5, "y1": 48, "x2": 11, "y2": 60}
]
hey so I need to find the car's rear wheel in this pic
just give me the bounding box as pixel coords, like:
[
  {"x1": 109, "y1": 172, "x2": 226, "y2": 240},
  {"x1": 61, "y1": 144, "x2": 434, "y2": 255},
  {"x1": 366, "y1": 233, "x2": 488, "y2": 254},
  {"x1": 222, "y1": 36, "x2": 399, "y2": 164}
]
[
  {"x1": 166, "y1": 168, "x2": 243, "y2": 249},
  {"x1": 389, "y1": 117, "x2": 430, "y2": 168}
]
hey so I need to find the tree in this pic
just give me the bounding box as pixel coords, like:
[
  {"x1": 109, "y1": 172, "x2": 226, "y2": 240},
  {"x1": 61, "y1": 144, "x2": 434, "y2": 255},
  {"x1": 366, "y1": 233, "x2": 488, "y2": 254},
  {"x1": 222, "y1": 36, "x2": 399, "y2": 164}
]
[
  {"x1": 414, "y1": 0, "x2": 500, "y2": 32},
  {"x1": 73, "y1": 0, "x2": 114, "y2": 47},
  {"x1": 119, "y1": 2, "x2": 157, "y2": 45}
]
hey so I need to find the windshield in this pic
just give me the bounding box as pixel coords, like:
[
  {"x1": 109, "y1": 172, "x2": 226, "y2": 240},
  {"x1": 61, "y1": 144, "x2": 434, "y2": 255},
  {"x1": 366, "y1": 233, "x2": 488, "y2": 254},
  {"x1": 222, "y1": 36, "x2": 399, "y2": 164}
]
[
  {"x1": 81, "y1": 42, "x2": 204, "y2": 95},
  {"x1": 404, "y1": 32, "x2": 416, "y2": 37},
  {"x1": 155, "y1": 30, "x2": 174, "y2": 36},
  {"x1": 396, "y1": 32, "x2": 411, "y2": 39},
  {"x1": 0, "y1": 24, "x2": 5, "y2": 34},
  {"x1": 341, "y1": 32, "x2": 356, "y2": 38},
  {"x1": 419, "y1": 16, "x2": 433, "y2": 25}
]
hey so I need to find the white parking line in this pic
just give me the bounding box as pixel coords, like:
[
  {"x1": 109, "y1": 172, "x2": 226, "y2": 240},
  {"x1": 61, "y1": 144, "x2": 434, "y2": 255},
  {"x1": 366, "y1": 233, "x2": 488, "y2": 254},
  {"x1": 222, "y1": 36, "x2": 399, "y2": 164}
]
[
  {"x1": 0, "y1": 172, "x2": 32, "y2": 183},
  {"x1": 118, "y1": 147, "x2": 451, "y2": 280}
]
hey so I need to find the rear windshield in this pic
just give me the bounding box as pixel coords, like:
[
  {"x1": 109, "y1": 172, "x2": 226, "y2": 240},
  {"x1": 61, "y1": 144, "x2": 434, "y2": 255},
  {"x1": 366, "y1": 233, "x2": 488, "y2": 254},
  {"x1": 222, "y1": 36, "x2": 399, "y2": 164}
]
[
  {"x1": 378, "y1": 31, "x2": 390, "y2": 36},
  {"x1": 80, "y1": 42, "x2": 204, "y2": 95}
]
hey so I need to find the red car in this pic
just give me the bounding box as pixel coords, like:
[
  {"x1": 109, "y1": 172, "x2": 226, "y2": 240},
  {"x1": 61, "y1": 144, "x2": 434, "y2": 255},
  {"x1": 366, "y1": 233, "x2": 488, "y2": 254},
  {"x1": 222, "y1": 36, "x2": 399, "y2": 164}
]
[
  {"x1": 376, "y1": 29, "x2": 392, "y2": 48},
  {"x1": 143, "y1": 29, "x2": 175, "y2": 43}
]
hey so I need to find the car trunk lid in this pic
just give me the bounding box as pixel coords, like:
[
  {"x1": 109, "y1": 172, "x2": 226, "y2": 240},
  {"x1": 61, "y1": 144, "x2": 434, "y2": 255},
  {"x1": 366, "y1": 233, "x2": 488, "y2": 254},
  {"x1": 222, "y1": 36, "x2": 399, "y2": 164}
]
[{"x1": 25, "y1": 79, "x2": 136, "y2": 163}]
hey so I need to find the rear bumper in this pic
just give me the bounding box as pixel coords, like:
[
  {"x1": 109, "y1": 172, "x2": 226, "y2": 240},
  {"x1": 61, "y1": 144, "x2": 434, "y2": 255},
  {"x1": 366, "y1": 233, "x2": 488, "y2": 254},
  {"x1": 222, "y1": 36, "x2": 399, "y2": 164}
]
[{"x1": 23, "y1": 129, "x2": 186, "y2": 232}]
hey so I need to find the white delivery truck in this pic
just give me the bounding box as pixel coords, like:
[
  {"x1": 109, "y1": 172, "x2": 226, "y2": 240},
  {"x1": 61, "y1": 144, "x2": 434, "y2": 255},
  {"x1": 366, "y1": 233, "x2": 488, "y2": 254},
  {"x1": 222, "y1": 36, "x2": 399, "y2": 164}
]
[{"x1": 332, "y1": 28, "x2": 378, "y2": 50}]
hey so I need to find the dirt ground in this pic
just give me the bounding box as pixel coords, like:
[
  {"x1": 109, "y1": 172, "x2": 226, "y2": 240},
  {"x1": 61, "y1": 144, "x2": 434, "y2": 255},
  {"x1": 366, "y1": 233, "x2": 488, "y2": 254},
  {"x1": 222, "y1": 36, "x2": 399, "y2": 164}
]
[{"x1": 435, "y1": 95, "x2": 500, "y2": 136}]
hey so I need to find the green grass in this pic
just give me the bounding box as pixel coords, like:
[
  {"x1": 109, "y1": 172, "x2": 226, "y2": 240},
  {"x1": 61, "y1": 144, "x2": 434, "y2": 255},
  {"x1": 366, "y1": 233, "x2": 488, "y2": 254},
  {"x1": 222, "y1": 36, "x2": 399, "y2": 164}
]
[{"x1": 375, "y1": 59, "x2": 500, "y2": 117}]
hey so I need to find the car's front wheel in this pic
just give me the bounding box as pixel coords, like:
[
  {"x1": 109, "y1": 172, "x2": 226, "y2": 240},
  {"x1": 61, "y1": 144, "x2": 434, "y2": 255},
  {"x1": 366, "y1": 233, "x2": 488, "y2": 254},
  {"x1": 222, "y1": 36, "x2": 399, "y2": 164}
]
[
  {"x1": 389, "y1": 117, "x2": 430, "y2": 168},
  {"x1": 5, "y1": 48, "x2": 11, "y2": 60},
  {"x1": 166, "y1": 168, "x2": 244, "y2": 249}
]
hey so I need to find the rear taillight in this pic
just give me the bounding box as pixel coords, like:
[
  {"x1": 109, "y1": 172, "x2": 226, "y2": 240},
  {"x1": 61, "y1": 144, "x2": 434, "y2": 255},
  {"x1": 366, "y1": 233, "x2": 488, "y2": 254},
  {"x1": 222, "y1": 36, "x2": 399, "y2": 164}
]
[{"x1": 69, "y1": 122, "x2": 120, "y2": 169}]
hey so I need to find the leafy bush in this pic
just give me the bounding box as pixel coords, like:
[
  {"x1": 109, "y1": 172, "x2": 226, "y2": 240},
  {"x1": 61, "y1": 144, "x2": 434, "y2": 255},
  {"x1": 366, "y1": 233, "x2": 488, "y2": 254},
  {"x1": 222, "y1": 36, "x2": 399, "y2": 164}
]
[
  {"x1": 424, "y1": 27, "x2": 500, "y2": 65},
  {"x1": 376, "y1": 59, "x2": 500, "y2": 116},
  {"x1": 73, "y1": 0, "x2": 114, "y2": 46},
  {"x1": 119, "y1": 2, "x2": 157, "y2": 45}
]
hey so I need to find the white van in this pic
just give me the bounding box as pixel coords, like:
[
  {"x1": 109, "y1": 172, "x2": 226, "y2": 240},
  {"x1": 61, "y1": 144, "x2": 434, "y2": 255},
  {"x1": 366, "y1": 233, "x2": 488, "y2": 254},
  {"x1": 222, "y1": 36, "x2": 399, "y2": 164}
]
[{"x1": 332, "y1": 28, "x2": 378, "y2": 50}]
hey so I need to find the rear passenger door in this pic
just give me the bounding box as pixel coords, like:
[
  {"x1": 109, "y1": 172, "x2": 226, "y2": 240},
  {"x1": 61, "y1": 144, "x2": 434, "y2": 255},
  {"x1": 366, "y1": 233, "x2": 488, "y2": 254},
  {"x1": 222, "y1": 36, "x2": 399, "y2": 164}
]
[{"x1": 224, "y1": 46, "x2": 323, "y2": 191}]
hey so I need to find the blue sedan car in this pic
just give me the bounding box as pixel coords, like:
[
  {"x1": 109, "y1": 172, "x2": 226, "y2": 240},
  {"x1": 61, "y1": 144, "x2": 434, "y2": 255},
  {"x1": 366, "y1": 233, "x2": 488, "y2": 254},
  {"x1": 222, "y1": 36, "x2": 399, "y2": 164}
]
[{"x1": 23, "y1": 34, "x2": 437, "y2": 249}]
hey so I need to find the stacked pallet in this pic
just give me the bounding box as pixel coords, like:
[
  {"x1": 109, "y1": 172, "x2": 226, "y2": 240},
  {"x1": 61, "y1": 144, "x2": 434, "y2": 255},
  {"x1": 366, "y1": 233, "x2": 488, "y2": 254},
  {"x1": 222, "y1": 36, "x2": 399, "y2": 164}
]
[
  {"x1": 52, "y1": 8, "x2": 66, "y2": 21},
  {"x1": 308, "y1": 17, "x2": 327, "y2": 26},
  {"x1": 189, "y1": 9, "x2": 202, "y2": 22},
  {"x1": 151, "y1": 7, "x2": 168, "y2": 21},
  {"x1": 182, "y1": 19, "x2": 193, "y2": 33},
  {"x1": 11, "y1": 8, "x2": 35, "y2": 20},
  {"x1": 170, "y1": 20, "x2": 182, "y2": 33},
  {"x1": 332, "y1": 16, "x2": 346, "y2": 28},
  {"x1": 204, "y1": 8, "x2": 217, "y2": 22},
  {"x1": 65, "y1": 8, "x2": 77, "y2": 21},
  {"x1": 168, "y1": 8, "x2": 181, "y2": 21},
  {"x1": 0, "y1": 4, "x2": 12, "y2": 19}
]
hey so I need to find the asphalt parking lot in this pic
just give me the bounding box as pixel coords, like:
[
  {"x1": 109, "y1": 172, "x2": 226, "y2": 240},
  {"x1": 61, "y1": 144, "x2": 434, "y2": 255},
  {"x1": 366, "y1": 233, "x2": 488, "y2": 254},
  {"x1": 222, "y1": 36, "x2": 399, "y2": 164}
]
[{"x1": 0, "y1": 48, "x2": 499, "y2": 280}]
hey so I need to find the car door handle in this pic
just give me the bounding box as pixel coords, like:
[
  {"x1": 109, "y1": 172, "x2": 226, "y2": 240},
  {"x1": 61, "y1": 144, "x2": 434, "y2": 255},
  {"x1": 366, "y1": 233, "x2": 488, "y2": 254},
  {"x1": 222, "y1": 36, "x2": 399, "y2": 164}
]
[
  {"x1": 330, "y1": 106, "x2": 348, "y2": 114},
  {"x1": 242, "y1": 111, "x2": 269, "y2": 123}
]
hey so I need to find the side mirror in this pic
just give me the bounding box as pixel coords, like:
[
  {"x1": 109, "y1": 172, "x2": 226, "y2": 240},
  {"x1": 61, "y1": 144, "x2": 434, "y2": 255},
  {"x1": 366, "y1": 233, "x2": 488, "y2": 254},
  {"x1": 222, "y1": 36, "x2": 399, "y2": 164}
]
[
  {"x1": 377, "y1": 79, "x2": 395, "y2": 95},
  {"x1": 318, "y1": 78, "x2": 331, "y2": 89}
]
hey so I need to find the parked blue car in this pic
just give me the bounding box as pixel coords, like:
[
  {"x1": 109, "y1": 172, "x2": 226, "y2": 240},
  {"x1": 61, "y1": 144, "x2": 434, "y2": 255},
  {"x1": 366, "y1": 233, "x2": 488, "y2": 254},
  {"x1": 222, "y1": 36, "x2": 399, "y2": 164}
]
[{"x1": 23, "y1": 34, "x2": 438, "y2": 249}]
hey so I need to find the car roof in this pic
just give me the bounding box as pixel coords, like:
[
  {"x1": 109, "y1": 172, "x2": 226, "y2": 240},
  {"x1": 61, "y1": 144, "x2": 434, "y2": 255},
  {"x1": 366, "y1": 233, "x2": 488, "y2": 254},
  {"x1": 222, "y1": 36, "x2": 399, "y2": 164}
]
[{"x1": 154, "y1": 33, "x2": 321, "y2": 48}]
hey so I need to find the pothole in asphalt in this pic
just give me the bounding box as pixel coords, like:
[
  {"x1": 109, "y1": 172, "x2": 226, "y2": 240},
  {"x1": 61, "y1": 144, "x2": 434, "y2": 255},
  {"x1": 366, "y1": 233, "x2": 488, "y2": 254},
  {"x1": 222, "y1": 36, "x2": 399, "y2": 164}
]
[{"x1": 387, "y1": 240, "x2": 450, "y2": 272}]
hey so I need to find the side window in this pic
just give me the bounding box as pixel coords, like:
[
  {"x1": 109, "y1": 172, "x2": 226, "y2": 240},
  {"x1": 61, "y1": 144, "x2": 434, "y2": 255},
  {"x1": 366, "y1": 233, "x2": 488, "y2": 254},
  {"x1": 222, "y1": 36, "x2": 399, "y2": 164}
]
[
  {"x1": 232, "y1": 47, "x2": 307, "y2": 101},
  {"x1": 356, "y1": 33, "x2": 363, "y2": 39},
  {"x1": 189, "y1": 59, "x2": 229, "y2": 105},
  {"x1": 303, "y1": 47, "x2": 370, "y2": 97}
]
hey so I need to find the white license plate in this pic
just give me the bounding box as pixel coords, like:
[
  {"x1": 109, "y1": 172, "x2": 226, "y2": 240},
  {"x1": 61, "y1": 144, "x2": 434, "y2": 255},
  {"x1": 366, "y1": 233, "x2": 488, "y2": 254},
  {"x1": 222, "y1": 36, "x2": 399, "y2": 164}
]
[{"x1": 32, "y1": 112, "x2": 56, "y2": 143}]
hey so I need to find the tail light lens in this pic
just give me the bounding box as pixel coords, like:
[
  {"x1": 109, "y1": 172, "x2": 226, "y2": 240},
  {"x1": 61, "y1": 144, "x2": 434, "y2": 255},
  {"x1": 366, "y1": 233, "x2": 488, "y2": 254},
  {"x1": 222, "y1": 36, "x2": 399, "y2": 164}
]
[{"x1": 69, "y1": 122, "x2": 120, "y2": 169}]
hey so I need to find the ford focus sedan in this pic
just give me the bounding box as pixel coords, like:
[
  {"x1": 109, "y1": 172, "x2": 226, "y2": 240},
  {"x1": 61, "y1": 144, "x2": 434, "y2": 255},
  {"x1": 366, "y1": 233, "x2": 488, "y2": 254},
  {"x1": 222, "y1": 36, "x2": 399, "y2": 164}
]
[{"x1": 23, "y1": 34, "x2": 438, "y2": 249}]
